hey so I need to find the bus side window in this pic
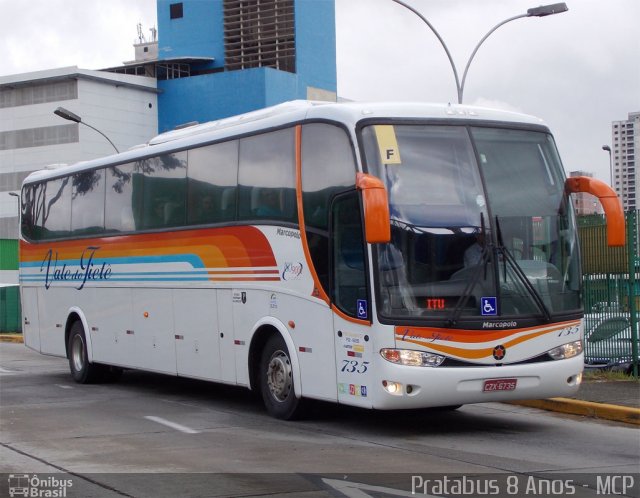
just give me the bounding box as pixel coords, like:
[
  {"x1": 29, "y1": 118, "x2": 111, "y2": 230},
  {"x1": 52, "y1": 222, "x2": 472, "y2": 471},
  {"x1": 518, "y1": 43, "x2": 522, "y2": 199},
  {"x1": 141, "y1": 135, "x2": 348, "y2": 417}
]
[
  {"x1": 187, "y1": 140, "x2": 239, "y2": 225},
  {"x1": 238, "y1": 128, "x2": 296, "y2": 223},
  {"x1": 21, "y1": 183, "x2": 44, "y2": 240},
  {"x1": 301, "y1": 123, "x2": 357, "y2": 296},
  {"x1": 331, "y1": 192, "x2": 367, "y2": 318},
  {"x1": 140, "y1": 152, "x2": 187, "y2": 230},
  {"x1": 252, "y1": 187, "x2": 282, "y2": 217},
  {"x1": 42, "y1": 177, "x2": 71, "y2": 239},
  {"x1": 71, "y1": 169, "x2": 105, "y2": 236},
  {"x1": 104, "y1": 163, "x2": 142, "y2": 233}
]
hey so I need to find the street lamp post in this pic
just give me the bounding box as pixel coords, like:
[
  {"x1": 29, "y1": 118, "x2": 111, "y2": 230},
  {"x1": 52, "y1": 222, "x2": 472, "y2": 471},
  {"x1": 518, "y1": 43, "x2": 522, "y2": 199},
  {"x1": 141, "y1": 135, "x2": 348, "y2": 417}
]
[
  {"x1": 602, "y1": 145, "x2": 613, "y2": 187},
  {"x1": 390, "y1": 1, "x2": 568, "y2": 104},
  {"x1": 53, "y1": 107, "x2": 119, "y2": 153}
]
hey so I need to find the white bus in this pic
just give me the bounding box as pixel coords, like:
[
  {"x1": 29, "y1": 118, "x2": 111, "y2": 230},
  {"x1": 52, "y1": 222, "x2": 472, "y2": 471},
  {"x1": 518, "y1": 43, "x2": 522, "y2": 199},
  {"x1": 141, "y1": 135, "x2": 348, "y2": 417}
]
[{"x1": 18, "y1": 101, "x2": 624, "y2": 419}]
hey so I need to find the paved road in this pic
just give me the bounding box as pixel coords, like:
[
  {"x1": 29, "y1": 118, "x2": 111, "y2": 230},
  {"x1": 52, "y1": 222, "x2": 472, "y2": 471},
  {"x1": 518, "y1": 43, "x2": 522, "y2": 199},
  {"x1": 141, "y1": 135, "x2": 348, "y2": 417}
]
[{"x1": 1, "y1": 343, "x2": 639, "y2": 497}]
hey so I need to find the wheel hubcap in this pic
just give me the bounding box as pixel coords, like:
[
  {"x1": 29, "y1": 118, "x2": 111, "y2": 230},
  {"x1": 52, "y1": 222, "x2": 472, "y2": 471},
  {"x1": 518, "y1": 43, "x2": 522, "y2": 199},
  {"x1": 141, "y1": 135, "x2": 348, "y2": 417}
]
[
  {"x1": 71, "y1": 335, "x2": 85, "y2": 372},
  {"x1": 266, "y1": 350, "x2": 292, "y2": 402}
]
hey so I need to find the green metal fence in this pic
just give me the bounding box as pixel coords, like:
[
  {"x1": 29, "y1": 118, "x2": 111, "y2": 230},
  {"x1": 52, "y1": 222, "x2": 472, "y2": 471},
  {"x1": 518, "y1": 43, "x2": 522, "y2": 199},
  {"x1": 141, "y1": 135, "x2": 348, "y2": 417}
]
[
  {"x1": 0, "y1": 285, "x2": 21, "y2": 332},
  {"x1": 578, "y1": 210, "x2": 639, "y2": 377},
  {"x1": 0, "y1": 238, "x2": 21, "y2": 332},
  {"x1": 0, "y1": 239, "x2": 19, "y2": 270}
]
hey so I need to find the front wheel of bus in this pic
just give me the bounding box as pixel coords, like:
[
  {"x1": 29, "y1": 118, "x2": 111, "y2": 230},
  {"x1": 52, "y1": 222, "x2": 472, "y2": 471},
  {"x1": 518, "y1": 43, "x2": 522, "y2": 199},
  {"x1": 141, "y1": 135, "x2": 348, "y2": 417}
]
[
  {"x1": 68, "y1": 321, "x2": 101, "y2": 384},
  {"x1": 259, "y1": 334, "x2": 303, "y2": 420}
]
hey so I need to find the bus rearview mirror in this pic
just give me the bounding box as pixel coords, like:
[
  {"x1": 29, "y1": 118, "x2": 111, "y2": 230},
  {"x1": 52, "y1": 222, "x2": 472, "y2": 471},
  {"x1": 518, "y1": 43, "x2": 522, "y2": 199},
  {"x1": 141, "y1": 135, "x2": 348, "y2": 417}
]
[
  {"x1": 356, "y1": 173, "x2": 391, "y2": 244},
  {"x1": 565, "y1": 176, "x2": 625, "y2": 247}
]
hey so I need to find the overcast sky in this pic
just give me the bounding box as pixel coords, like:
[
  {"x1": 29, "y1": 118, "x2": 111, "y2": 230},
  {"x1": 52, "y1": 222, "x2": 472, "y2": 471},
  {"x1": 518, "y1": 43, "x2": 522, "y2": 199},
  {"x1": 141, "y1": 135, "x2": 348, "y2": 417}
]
[{"x1": 1, "y1": 0, "x2": 638, "y2": 182}]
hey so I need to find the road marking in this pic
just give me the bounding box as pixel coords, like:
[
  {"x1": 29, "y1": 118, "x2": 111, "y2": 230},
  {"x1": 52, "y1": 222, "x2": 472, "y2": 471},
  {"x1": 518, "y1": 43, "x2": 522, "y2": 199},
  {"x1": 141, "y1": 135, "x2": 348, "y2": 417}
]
[
  {"x1": 322, "y1": 477, "x2": 423, "y2": 497},
  {"x1": 144, "y1": 415, "x2": 199, "y2": 434},
  {"x1": 55, "y1": 384, "x2": 73, "y2": 389},
  {"x1": 0, "y1": 367, "x2": 17, "y2": 374}
]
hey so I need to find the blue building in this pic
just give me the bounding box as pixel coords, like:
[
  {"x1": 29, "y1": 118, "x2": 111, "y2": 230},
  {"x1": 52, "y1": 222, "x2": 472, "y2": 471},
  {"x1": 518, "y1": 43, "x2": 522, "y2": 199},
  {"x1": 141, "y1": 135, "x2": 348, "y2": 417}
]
[{"x1": 155, "y1": 0, "x2": 337, "y2": 132}]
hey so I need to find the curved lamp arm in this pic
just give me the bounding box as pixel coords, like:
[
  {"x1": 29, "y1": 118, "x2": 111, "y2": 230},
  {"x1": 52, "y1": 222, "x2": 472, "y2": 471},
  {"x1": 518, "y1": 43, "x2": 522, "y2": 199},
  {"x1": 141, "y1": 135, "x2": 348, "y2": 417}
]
[
  {"x1": 460, "y1": 14, "x2": 527, "y2": 104},
  {"x1": 390, "y1": 2, "x2": 567, "y2": 104},
  {"x1": 390, "y1": 0, "x2": 462, "y2": 103}
]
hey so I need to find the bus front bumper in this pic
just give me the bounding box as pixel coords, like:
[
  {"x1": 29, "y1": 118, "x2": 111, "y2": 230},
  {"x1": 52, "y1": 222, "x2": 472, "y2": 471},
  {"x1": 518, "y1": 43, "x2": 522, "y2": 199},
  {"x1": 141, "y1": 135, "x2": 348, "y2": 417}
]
[{"x1": 369, "y1": 354, "x2": 583, "y2": 410}]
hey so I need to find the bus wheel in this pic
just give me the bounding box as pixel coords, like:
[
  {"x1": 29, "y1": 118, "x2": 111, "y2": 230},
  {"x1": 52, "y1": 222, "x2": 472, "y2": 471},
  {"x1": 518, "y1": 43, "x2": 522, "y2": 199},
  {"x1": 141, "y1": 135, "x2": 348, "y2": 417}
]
[
  {"x1": 68, "y1": 321, "x2": 101, "y2": 384},
  {"x1": 259, "y1": 334, "x2": 303, "y2": 420}
]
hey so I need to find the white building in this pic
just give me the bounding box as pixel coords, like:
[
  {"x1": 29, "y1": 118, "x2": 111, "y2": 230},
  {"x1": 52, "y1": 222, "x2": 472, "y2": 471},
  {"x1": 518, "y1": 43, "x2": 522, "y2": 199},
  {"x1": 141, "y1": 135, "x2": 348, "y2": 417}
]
[
  {"x1": 611, "y1": 111, "x2": 639, "y2": 212},
  {"x1": 0, "y1": 67, "x2": 158, "y2": 285}
]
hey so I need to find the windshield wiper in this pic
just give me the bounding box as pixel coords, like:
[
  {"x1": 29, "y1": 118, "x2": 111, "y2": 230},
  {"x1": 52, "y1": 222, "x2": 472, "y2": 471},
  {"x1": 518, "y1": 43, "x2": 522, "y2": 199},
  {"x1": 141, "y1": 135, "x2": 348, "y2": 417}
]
[
  {"x1": 390, "y1": 218, "x2": 431, "y2": 235},
  {"x1": 495, "y1": 216, "x2": 552, "y2": 322},
  {"x1": 447, "y1": 247, "x2": 491, "y2": 326},
  {"x1": 390, "y1": 218, "x2": 468, "y2": 236},
  {"x1": 447, "y1": 215, "x2": 553, "y2": 325},
  {"x1": 448, "y1": 214, "x2": 490, "y2": 327}
]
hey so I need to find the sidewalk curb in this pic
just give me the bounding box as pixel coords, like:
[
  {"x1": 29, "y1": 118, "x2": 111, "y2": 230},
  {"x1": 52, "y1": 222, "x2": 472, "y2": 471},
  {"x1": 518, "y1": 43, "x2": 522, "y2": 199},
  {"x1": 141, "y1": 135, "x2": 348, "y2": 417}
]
[
  {"x1": 0, "y1": 334, "x2": 23, "y2": 344},
  {"x1": 508, "y1": 398, "x2": 640, "y2": 426}
]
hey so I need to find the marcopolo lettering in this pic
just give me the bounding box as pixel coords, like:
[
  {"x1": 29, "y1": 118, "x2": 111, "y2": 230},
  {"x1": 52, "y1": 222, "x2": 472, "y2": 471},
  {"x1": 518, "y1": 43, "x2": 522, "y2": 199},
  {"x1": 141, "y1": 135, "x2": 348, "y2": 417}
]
[
  {"x1": 41, "y1": 246, "x2": 112, "y2": 290},
  {"x1": 482, "y1": 321, "x2": 518, "y2": 329},
  {"x1": 276, "y1": 227, "x2": 301, "y2": 239}
]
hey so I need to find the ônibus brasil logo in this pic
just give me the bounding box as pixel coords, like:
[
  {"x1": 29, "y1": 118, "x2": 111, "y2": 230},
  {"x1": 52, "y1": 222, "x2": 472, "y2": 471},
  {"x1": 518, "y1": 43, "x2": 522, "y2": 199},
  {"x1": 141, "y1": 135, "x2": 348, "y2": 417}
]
[{"x1": 7, "y1": 474, "x2": 73, "y2": 497}]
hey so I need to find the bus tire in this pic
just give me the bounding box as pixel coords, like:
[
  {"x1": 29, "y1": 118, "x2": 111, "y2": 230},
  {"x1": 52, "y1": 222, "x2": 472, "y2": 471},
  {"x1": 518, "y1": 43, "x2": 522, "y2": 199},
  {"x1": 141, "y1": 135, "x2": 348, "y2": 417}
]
[
  {"x1": 259, "y1": 334, "x2": 303, "y2": 420},
  {"x1": 67, "y1": 321, "x2": 101, "y2": 384}
]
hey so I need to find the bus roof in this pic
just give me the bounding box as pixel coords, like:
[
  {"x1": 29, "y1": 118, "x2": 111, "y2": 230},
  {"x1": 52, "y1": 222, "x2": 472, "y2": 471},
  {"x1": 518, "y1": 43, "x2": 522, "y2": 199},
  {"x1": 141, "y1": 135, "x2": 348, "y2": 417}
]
[{"x1": 23, "y1": 100, "x2": 547, "y2": 184}]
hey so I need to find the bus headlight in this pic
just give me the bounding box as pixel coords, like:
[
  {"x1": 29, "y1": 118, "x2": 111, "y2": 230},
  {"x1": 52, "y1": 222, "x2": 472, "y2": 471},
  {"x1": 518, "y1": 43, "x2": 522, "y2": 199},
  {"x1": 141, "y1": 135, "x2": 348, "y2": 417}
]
[
  {"x1": 380, "y1": 349, "x2": 445, "y2": 367},
  {"x1": 548, "y1": 340, "x2": 583, "y2": 360}
]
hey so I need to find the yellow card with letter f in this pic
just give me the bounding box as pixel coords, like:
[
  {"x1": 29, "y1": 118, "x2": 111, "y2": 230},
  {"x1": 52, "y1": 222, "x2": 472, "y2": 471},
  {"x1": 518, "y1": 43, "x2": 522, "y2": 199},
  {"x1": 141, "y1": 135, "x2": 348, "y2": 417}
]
[{"x1": 374, "y1": 125, "x2": 402, "y2": 164}]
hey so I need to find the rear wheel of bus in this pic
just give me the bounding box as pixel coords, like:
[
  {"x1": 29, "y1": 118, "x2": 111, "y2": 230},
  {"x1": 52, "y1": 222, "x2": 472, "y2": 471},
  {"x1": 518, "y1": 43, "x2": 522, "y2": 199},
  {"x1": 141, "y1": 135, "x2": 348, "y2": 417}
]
[{"x1": 259, "y1": 334, "x2": 304, "y2": 420}]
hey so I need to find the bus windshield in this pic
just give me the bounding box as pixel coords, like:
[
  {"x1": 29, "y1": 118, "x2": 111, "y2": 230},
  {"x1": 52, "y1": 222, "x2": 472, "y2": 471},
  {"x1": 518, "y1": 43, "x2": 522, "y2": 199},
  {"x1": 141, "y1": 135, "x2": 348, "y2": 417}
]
[{"x1": 361, "y1": 124, "x2": 581, "y2": 322}]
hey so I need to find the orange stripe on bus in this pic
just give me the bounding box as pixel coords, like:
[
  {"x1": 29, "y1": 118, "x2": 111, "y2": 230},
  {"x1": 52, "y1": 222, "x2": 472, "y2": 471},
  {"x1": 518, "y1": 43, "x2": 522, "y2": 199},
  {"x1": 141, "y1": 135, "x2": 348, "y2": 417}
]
[
  {"x1": 395, "y1": 320, "x2": 580, "y2": 344},
  {"x1": 20, "y1": 226, "x2": 277, "y2": 271},
  {"x1": 207, "y1": 269, "x2": 279, "y2": 275},
  {"x1": 401, "y1": 327, "x2": 563, "y2": 360},
  {"x1": 209, "y1": 277, "x2": 281, "y2": 282}
]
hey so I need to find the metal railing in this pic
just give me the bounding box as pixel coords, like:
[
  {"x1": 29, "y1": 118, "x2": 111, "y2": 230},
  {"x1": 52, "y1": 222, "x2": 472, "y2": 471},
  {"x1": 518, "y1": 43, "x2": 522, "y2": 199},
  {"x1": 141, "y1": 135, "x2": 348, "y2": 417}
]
[{"x1": 578, "y1": 210, "x2": 639, "y2": 377}]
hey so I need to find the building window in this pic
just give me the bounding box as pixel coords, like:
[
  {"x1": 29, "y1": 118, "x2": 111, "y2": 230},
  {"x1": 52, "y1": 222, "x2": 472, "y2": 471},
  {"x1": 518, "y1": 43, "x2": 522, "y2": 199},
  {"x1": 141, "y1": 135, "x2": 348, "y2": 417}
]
[
  {"x1": 0, "y1": 80, "x2": 77, "y2": 109},
  {"x1": 0, "y1": 124, "x2": 78, "y2": 151},
  {"x1": 170, "y1": 2, "x2": 183, "y2": 19},
  {"x1": 224, "y1": 0, "x2": 295, "y2": 73}
]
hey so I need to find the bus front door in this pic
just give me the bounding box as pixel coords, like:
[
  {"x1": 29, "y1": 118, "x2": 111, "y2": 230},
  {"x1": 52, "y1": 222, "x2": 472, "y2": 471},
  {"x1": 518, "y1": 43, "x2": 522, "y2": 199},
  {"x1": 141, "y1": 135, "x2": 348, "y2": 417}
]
[{"x1": 331, "y1": 192, "x2": 374, "y2": 408}]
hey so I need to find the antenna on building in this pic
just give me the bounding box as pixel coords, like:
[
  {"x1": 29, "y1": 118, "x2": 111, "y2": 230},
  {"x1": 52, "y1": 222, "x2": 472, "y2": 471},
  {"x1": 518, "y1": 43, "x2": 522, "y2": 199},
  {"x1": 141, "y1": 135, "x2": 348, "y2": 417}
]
[
  {"x1": 137, "y1": 23, "x2": 146, "y2": 44},
  {"x1": 150, "y1": 26, "x2": 157, "y2": 43}
]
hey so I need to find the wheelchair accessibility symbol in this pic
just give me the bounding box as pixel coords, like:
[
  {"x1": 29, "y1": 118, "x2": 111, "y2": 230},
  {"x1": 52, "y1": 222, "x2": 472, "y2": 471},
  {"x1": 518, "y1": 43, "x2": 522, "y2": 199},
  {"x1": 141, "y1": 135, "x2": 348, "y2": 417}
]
[
  {"x1": 357, "y1": 299, "x2": 368, "y2": 319},
  {"x1": 481, "y1": 297, "x2": 497, "y2": 316}
]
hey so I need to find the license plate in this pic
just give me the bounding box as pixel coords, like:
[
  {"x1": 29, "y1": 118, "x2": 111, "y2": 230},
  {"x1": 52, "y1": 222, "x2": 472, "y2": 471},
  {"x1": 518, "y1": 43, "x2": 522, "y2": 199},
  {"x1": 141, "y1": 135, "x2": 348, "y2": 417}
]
[{"x1": 483, "y1": 378, "x2": 518, "y2": 392}]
